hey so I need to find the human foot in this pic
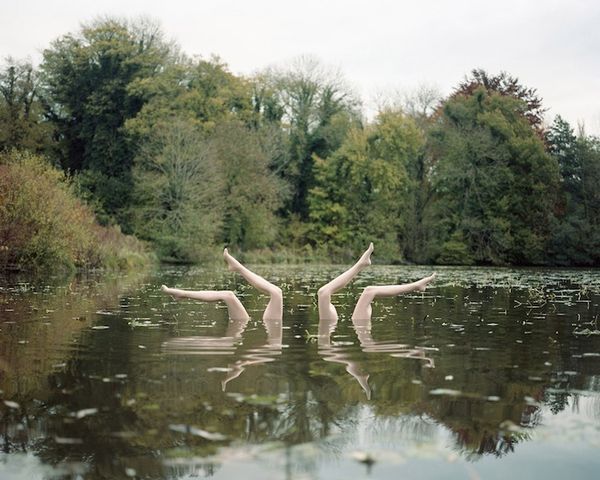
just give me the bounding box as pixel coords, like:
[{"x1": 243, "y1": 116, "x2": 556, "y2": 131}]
[
  {"x1": 161, "y1": 285, "x2": 182, "y2": 300},
  {"x1": 414, "y1": 273, "x2": 436, "y2": 292},
  {"x1": 223, "y1": 248, "x2": 242, "y2": 272},
  {"x1": 357, "y1": 242, "x2": 374, "y2": 268}
]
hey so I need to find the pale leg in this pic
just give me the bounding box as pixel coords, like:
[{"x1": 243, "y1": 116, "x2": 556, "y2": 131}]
[
  {"x1": 223, "y1": 249, "x2": 283, "y2": 321},
  {"x1": 318, "y1": 243, "x2": 373, "y2": 321},
  {"x1": 352, "y1": 273, "x2": 436, "y2": 321},
  {"x1": 161, "y1": 285, "x2": 249, "y2": 321}
]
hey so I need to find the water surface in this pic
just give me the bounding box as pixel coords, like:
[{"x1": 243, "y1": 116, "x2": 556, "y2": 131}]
[{"x1": 1, "y1": 265, "x2": 599, "y2": 479}]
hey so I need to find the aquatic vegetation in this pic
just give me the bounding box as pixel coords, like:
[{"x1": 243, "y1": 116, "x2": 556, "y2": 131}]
[{"x1": 0, "y1": 265, "x2": 599, "y2": 478}]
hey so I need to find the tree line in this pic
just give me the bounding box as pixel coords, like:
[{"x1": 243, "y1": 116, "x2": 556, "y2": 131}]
[{"x1": 1, "y1": 17, "x2": 599, "y2": 266}]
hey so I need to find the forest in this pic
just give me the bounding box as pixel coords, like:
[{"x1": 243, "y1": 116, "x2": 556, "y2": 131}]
[{"x1": 1, "y1": 17, "x2": 599, "y2": 271}]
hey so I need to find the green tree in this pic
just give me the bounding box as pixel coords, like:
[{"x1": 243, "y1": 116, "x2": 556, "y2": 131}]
[
  {"x1": 131, "y1": 119, "x2": 222, "y2": 263},
  {"x1": 125, "y1": 55, "x2": 255, "y2": 141},
  {"x1": 256, "y1": 57, "x2": 361, "y2": 219},
  {"x1": 131, "y1": 119, "x2": 284, "y2": 261},
  {"x1": 0, "y1": 58, "x2": 53, "y2": 153},
  {"x1": 423, "y1": 85, "x2": 559, "y2": 265},
  {"x1": 546, "y1": 117, "x2": 600, "y2": 265},
  {"x1": 211, "y1": 121, "x2": 284, "y2": 250},
  {"x1": 40, "y1": 17, "x2": 175, "y2": 226},
  {"x1": 308, "y1": 110, "x2": 424, "y2": 261}
]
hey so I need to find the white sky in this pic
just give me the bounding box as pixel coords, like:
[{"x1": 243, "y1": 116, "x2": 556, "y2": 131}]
[{"x1": 1, "y1": 0, "x2": 599, "y2": 134}]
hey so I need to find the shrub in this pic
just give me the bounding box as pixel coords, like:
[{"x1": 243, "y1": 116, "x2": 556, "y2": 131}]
[{"x1": 0, "y1": 151, "x2": 151, "y2": 272}]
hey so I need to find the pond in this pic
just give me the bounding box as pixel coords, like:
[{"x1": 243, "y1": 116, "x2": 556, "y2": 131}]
[{"x1": 1, "y1": 264, "x2": 599, "y2": 479}]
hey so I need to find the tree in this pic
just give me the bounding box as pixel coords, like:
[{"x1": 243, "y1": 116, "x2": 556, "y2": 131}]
[
  {"x1": 125, "y1": 55, "x2": 255, "y2": 141},
  {"x1": 131, "y1": 119, "x2": 284, "y2": 261},
  {"x1": 423, "y1": 86, "x2": 559, "y2": 265},
  {"x1": 211, "y1": 121, "x2": 284, "y2": 250},
  {"x1": 546, "y1": 117, "x2": 600, "y2": 265},
  {"x1": 308, "y1": 110, "x2": 424, "y2": 261},
  {"x1": 453, "y1": 69, "x2": 546, "y2": 137},
  {"x1": 0, "y1": 58, "x2": 53, "y2": 153},
  {"x1": 131, "y1": 119, "x2": 222, "y2": 263},
  {"x1": 40, "y1": 17, "x2": 175, "y2": 226},
  {"x1": 255, "y1": 57, "x2": 361, "y2": 219}
]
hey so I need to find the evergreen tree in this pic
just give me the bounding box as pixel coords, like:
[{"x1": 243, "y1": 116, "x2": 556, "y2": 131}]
[
  {"x1": 424, "y1": 85, "x2": 559, "y2": 265},
  {"x1": 546, "y1": 117, "x2": 600, "y2": 265}
]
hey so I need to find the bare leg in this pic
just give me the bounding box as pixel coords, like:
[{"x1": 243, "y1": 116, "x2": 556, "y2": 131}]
[
  {"x1": 223, "y1": 249, "x2": 283, "y2": 321},
  {"x1": 352, "y1": 273, "x2": 436, "y2": 322},
  {"x1": 318, "y1": 243, "x2": 374, "y2": 321},
  {"x1": 161, "y1": 285, "x2": 249, "y2": 321}
]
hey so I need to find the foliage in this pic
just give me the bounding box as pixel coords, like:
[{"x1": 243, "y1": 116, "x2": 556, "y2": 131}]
[
  {"x1": 131, "y1": 119, "x2": 284, "y2": 262},
  {"x1": 546, "y1": 117, "x2": 600, "y2": 265},
  {"x1": 1, "y1": 19, "x2": 598, "y2": 268},
  {"x1": 125, "y1": 55, "x2": 255, "y2": 140},
  {"x1": 308, "y1": 110, "x2": 424, "y2": 262},
  {"x1": 39, "y1": 17, "x2": 176, "y2": 226},
  {"x1": 131, "y1": 120, "x2": 222, "y2": 263},
  {"x1": 255, "y1": 57, "x2": 362, "y2": 219},
  {"x1": 424, "y1": 86, "x2": 560, "y2": 265},
  {"x1": 453, "y1": 69, "x2": 545, "y2": 136},
  {"x1": 0, "y1": 58, "x2": 54, "y2": 153},
  {"x1": 211, "y1": 121, "x2": 284, "y2": 250},
  {"x1": 0, "y1": 150, "x2": 151, "y2": 271}
]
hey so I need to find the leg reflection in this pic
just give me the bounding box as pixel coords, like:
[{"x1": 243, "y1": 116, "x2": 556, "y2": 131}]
[
  {"x1": 317, "y1": 259, "x2": 436, "y2": 399},
  {"x1": 352, "y1": 273, "x2": 437, "y2": 369},
  {"x1": 221, "y1": 316, "x2": 283, "y2": 391},
  {"x1": 161, "y1": 249, "x2": 283, "y2": 390},
  {"x1": 318, "y1": 321, "x2": 372, "y2": 400},
  {"x1": 353, "y1": 323, "x2": 436, "y2": 369}
]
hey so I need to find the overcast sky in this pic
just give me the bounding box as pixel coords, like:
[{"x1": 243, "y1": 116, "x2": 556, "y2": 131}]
[{"x1": 2, "y1": 0, "x2": 599, "y2": 133}]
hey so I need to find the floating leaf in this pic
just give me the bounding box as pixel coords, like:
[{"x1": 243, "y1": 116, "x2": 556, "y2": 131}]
[
  {"x1": 55, "y1": 436, "x2": 83, "y2": 444},
  {"x1": 169, "y1": 424, "x2": 227, "y2": 441},
  {"x1": 429, "y1": 388, "x2": 462, "y2": 396},
  {"x1": 75, "y1": 408, "x2": 98, "y2": 419}
]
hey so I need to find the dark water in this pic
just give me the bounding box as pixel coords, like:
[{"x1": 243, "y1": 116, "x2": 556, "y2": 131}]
[{"x1": 1, "y1": 265, "x2": 599, "y2": 479}]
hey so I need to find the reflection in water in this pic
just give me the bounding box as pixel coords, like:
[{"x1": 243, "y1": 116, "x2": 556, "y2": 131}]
[
  {"x1": 1, "y1": 266, "x2": 599, "y2": 479},
  {"x1": 162, "y1": 315, "x2": 283, "y2": 391},
  {"x1": 318, "y1": 310, "x2": 435, "y2": 400}
]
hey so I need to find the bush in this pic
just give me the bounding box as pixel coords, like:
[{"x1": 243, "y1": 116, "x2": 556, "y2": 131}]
[{"x1": 0, "y1": 151, "x2": 152, "y2": 272}]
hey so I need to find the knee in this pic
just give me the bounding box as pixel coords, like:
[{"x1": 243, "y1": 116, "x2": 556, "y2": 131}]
[
  {"x1": 270, "y1": 285, "x2": 283, "y2": 299},
  {"x1": 223, "y1": 291, "x2": 237, "y2": 302},
  {"x1": 361, "y1": 286, "x2": 377, "y2": 301}
]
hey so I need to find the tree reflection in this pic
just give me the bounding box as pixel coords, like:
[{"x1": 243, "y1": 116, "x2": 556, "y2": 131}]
[{"x1": 1, "y1": 267, "x2": 600, "y2": 478}]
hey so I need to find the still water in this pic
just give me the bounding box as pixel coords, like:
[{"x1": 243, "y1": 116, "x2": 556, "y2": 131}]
[{"x1": 1, "y1": 265, "x2": 599, "y2": 479}]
